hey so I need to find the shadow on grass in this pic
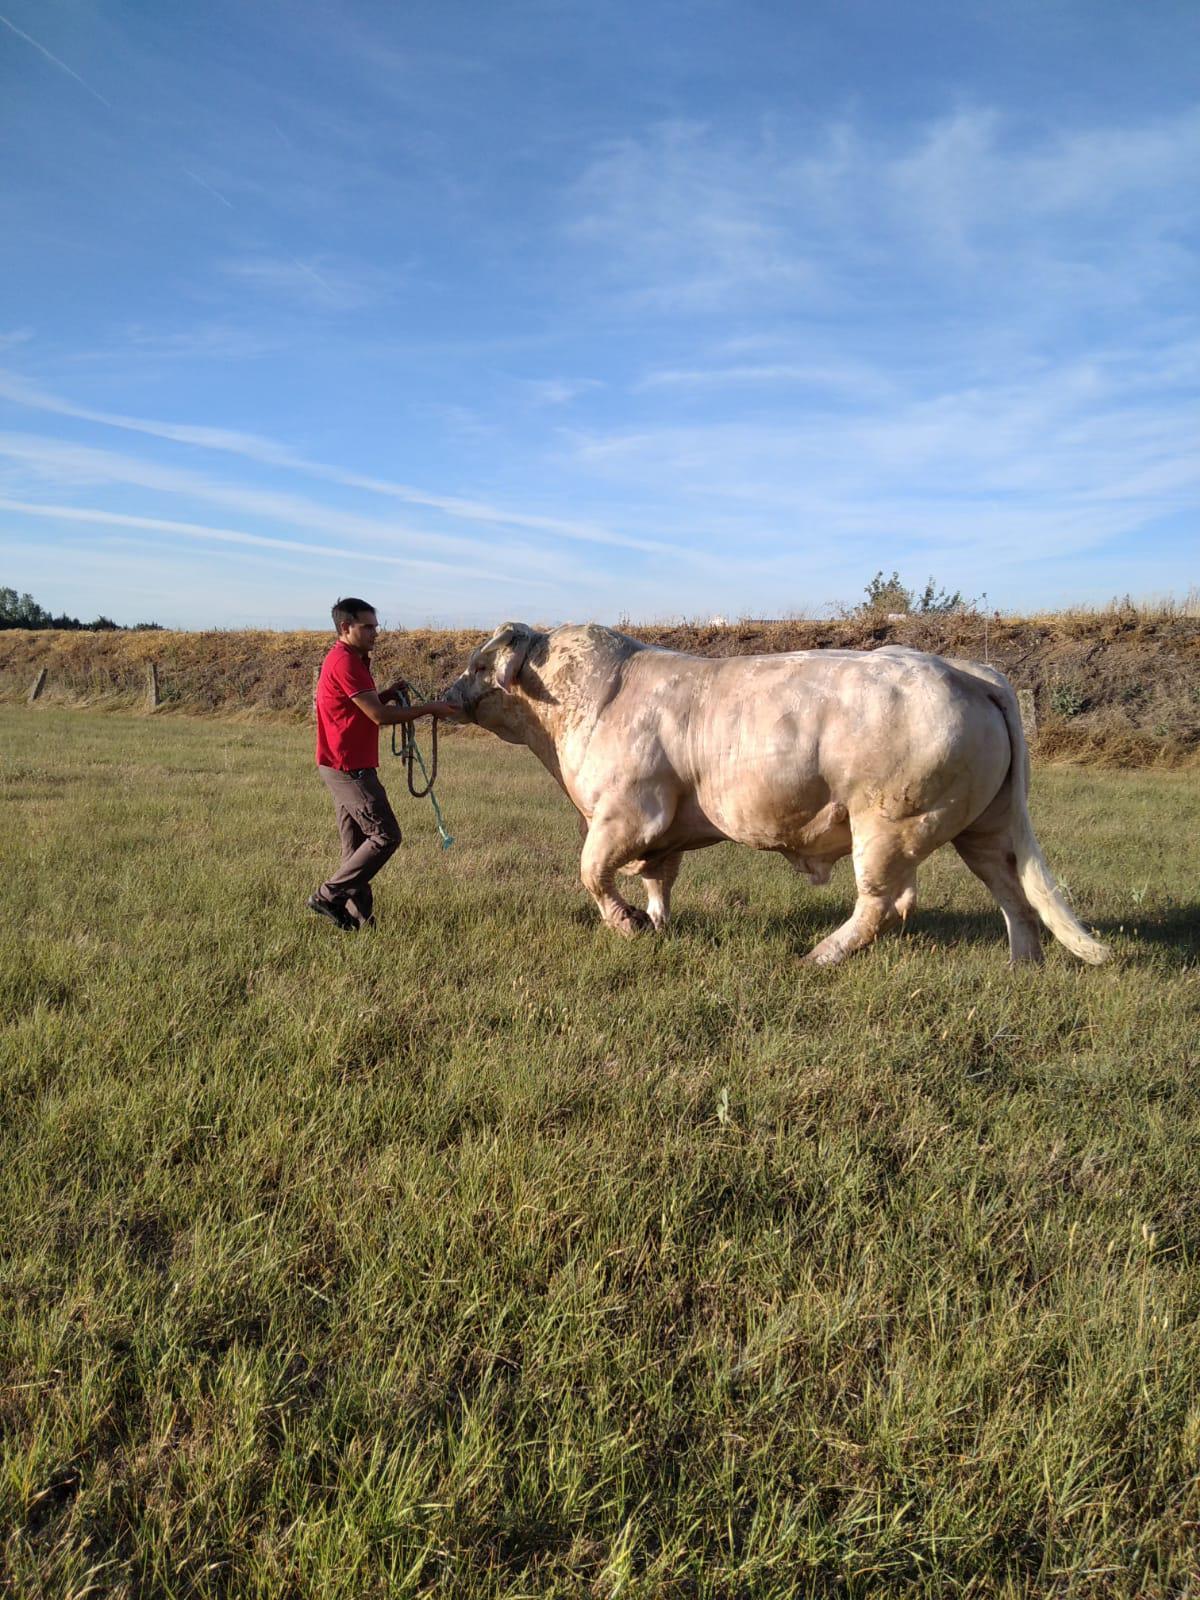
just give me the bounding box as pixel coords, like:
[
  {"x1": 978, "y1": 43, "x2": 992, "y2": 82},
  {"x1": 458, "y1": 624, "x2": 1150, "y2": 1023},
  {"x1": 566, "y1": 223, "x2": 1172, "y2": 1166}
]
[
  {"x1": 566, "y1": 896, "x2": 1012, "y2": 952},
  {"x1": 1107, "y1": 905, "x2": 1200, "y2": 965},
  {"x1": 735, "y1": 903, "x2": 1014, "y2": 955},
  {"x1": 768, "y1": 902, "x2": 1200, "y2": 965},
  {"x1": 565, "y1": 890, "x2": 1200, "y2": 965}
]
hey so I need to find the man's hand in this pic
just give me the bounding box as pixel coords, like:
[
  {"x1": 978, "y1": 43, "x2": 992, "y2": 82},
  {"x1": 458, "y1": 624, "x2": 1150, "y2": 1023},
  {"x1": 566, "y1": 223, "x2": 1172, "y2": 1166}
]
[
  {"x1": 421, "y1": 700, "x2": 459, "y2": 720},
  {"x1": 381, "y1": 678, "x2": 411, "y2": 705}
]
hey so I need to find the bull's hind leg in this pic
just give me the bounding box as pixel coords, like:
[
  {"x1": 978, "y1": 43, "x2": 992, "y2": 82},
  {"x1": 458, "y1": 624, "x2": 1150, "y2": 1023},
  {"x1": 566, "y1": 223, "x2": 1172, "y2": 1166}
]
[
  {"x1": 953, "y1": 826, "x2": 1043, "y2": 965},
  {"x1": 803, "y1": 823, "x2": 922, "y2": 967}
]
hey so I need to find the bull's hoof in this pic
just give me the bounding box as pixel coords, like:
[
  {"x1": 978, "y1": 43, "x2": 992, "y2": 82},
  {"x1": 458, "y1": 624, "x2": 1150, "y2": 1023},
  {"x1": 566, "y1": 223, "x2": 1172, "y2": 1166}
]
[
  {"x1": 609, "y1": 905, "x2": 653, "y2": 937},
  {"x1": 802, "y1": 938, "x2": 848, "y2": 967},
  {"x1": 1007, "y1": 945, "x2": 1045, "y2": 967}
]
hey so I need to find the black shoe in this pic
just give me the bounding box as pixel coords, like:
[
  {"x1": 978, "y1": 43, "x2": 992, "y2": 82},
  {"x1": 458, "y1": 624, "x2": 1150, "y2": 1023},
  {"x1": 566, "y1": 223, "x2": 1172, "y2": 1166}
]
[{"x1": 306, "y1": 893, "x2": 357, "y2": 932}]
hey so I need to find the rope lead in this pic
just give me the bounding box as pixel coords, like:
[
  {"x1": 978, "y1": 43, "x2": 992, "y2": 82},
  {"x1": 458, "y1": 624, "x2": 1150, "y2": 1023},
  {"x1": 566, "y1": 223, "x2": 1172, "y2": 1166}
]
[{"x1": 390, "y1": 684, "x2": 454, "y2": 850}]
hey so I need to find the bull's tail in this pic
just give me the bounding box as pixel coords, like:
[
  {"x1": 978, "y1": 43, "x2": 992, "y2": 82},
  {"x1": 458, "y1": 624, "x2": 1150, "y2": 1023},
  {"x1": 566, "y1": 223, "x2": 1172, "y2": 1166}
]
[{"x1": 989, "y1": 685, "x2": 1111, "y2": 965}]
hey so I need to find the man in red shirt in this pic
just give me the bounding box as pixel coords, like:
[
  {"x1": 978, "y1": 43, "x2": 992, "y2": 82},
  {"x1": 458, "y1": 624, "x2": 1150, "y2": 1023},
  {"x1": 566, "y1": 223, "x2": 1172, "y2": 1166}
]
[{"x1": 309, "y1": 596, "x2": 457, "y2": 931}]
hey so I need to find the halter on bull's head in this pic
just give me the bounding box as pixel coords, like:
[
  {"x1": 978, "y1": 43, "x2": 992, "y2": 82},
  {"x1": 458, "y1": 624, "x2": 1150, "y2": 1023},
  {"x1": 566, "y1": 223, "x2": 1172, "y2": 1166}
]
[{"x1": 443, "y1": 621, "x2": 548, "y2": 732}]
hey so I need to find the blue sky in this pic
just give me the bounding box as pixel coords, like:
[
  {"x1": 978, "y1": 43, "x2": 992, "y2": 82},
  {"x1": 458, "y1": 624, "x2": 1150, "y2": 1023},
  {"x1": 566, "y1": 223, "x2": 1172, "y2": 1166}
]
[{"x1": 1, "y1": 0, "x2": 1197, "y2": 629}]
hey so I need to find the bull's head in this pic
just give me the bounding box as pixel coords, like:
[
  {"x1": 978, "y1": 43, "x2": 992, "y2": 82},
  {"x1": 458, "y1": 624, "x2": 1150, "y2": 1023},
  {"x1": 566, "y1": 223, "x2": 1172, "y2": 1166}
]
[{"x1": 443, "y1": 621, "x2": 547, "y2": 736}]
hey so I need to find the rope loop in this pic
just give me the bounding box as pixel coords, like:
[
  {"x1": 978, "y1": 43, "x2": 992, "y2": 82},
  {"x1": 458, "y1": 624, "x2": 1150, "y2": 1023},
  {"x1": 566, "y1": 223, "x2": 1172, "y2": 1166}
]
[
  {"x1": 389, "y1": 682, "x2": 454, "y2": 849},
  {"x1": 390, "y1": 683, "x2": 438, "y2": 796}
]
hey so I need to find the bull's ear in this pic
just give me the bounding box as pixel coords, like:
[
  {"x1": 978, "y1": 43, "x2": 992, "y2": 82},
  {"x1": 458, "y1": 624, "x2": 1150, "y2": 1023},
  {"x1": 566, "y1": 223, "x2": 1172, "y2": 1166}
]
[
  {"x1": 495, "y1": 628, "x2": 533, "y2": 691},
  {"x1": 471, "y1": 622, "x2": 519, "y2": 667},
  {"x1": 472, "y1": 621, "x2": 538, "y2": 692}
]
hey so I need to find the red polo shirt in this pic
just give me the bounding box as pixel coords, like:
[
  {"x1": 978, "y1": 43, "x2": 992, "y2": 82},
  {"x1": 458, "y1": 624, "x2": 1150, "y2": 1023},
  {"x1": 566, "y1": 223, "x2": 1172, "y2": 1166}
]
[{"x1": 315, "y1": 641, "x2": 379, "y2": 770}]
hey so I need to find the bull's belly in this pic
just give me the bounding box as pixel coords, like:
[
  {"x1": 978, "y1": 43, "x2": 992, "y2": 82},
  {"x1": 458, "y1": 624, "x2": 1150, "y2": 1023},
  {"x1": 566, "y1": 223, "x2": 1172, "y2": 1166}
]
[{"x1": 695, "y1": 772, "x2": 849, "y2": 855}]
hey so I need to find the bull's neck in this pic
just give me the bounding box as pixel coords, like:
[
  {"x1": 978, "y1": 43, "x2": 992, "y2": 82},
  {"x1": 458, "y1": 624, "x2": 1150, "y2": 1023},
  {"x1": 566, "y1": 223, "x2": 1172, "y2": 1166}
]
[
  {"x1": 510, "y1": 692, "x2": 568, "y2": 787},
  {"x1": 508, "y1": 634, "x2": 642, "y2": 795}
]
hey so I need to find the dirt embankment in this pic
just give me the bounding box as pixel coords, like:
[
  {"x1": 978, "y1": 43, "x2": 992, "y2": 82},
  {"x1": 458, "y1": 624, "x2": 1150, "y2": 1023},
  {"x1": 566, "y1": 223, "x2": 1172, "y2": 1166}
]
[{"x1": 2, "y1": 610, "x2": 1198, "y2": 767}]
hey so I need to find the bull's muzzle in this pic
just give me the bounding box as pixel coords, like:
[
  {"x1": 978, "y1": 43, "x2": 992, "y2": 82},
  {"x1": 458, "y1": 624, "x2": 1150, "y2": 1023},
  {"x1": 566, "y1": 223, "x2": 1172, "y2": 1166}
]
[{"x1": 441, "y1": 681, "x2": 475, "y2": 722}]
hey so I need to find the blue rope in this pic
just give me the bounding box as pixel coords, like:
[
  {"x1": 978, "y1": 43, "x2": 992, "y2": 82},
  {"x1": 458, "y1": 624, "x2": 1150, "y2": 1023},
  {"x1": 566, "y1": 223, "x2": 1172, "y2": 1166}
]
[
  {"x1": 408, "y1": 736, "x2": 454, "y2": 850},
  {"x1": 390, "y1": 685, "x2": 454, "y2": 850}
]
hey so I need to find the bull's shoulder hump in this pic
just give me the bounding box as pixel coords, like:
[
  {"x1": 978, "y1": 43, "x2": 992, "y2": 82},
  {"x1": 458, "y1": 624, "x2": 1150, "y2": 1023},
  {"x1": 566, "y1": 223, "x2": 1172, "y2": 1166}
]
[{"x1": 550, "y1": 622, "x2": 648, "y2": 658}]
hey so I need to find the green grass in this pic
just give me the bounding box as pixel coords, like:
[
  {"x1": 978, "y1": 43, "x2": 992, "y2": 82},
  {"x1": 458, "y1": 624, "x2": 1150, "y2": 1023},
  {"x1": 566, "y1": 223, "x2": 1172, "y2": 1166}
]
[{"x1": 2, "y1": 708, "x2": 1199, "y2": 1599}]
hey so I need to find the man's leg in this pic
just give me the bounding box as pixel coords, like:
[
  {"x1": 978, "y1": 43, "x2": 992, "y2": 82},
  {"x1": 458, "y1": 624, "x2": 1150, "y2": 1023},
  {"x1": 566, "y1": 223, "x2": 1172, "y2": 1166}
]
[
  {"x1": 309, "y1": 770, "x2": 360, "y2": 929},
  {"x1": 333, "y1": 803, "x2": 375, "y2": 926},
  {"x1": 316, "y1": 768, "x2": 401, "y2": 916},
  {"x1": 345, "y1": 883, "x2": 374, "y2": 928}
]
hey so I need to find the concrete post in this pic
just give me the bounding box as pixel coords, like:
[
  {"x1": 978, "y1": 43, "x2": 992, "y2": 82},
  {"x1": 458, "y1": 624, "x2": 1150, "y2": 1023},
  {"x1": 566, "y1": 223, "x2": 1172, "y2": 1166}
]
[
  {"x1": 1017, "y1": 688, "x2": 1037, "y2": 742},
  {"x1": 28, "y1": 667, "x2": 47, "y2": 703}
]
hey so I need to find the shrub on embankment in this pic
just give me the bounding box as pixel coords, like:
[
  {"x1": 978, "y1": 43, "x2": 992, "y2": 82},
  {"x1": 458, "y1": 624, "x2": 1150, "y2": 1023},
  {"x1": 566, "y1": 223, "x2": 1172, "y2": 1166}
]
[{"x1": 1, "y1": 605, "x2": 1197, "y2": 767}]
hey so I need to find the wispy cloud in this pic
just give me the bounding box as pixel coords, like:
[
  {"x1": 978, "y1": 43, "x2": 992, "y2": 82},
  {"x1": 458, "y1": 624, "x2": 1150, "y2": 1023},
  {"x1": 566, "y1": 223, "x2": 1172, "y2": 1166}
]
[
  {"x1": 895, "y1": 107, "x2": 1200, "y2": 229},
  {"x1": 0, "y1": 11, "x2": 112, "y2": 108},
  {"x1": 0, "y1": 496, "x2": 548, "y2": 586},
  {"x1": 519, "y1": 377, "x2": 605, "y2": 407},
  {"x1": 0, "y1": 371, "x2": 690, "y2": 557},
  {"x1": 561, "y1": 355, "x2": 1200, "y2": 567},
  {"x1": 565, "y1": 106, "x2": 1200, "y2": 317},
  {"x1": 0, "y1": 429, "x2": 714, "y2": 620},
  {"x1": 550, "y1": 102, "x2": 1200, "y2": 597},
  {"x1": 0, "y1": 430, "x2": 553, "y2": 570},
  {"x1": 66, "y1": 323, "x2": 281, "y2": 364},
  {"x1": 182, "y1": 170, "x2": 235, "y2": 210},
  {"x1": 0, "y1": 372, "x2": 309, "y2": 463},
  {"x1": 569, "y1": 120, "x2": 817, "y2": 312},
  {"x1": 216, "y1": 254, "x2": 390, "y2": 312},
  {"x1": 635, "y1": 362, "x2": 892, "y2": 399}
]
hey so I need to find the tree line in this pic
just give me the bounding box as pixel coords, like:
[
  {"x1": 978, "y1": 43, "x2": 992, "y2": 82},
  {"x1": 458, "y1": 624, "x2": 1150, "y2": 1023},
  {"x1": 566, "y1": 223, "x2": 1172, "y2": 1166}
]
[{"x1": 0, "y1": 587, "x2": 162, "y2": 632}]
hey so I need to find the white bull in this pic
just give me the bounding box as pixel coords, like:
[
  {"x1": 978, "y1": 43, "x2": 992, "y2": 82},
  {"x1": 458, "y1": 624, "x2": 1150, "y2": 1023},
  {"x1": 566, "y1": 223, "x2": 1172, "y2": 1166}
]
[{"x1": 443, "y1": 622, "x2": 1109, "y2": 967}]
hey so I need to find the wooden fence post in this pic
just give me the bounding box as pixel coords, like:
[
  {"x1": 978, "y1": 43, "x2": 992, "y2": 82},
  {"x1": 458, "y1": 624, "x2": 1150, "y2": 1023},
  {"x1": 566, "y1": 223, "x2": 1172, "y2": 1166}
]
[
  {"x1": 1017, "y1": 688, "x2": 1038, "y2": 742},
  {"x1": 146, "y1": 662, "x2": 160, "y2": 710},
  {"x1": 28, "y1": 667, "x2": 47, "y2": 703}
]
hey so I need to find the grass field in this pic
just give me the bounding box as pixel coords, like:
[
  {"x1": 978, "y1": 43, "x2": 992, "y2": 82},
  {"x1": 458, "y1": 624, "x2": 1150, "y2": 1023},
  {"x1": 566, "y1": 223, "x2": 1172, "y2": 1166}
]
[{"x1": 2, "y1": 707, "x2": 1199, "y2": 1599}]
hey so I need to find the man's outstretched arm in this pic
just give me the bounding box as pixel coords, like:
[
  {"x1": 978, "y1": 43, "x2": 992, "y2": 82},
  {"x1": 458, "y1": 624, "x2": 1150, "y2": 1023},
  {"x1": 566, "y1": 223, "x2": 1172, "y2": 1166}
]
[{"x1": 351, "y1": 690, "x2": 458, "y2": 727}]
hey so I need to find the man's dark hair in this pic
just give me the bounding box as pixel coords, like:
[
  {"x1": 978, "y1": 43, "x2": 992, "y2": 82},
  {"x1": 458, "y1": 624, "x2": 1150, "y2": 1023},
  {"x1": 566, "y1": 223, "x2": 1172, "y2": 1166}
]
[{"x1": 332, "y1": 596, "x2": 375, "y2": 632}]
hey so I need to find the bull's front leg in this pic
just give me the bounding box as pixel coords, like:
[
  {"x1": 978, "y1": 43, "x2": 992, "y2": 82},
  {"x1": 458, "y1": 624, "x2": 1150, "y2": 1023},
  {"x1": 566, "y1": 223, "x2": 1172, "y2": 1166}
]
[
  {"x1": 641, "y1": 851, "x2": 682, "y2": 930},
  {"x1": 579, "y1": 810, "x2": 656, "y2": 937}
]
